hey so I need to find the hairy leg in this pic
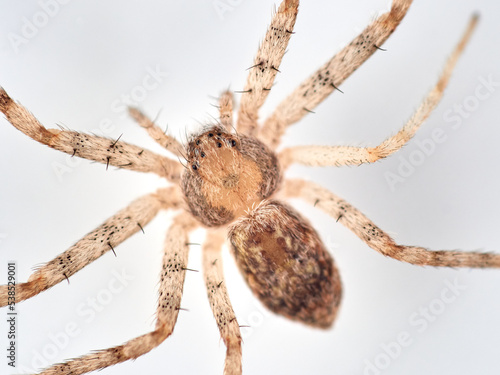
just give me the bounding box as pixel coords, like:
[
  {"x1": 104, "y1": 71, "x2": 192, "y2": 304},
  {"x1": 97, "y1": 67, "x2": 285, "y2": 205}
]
[
  {"x1": 218, "y1": 90, "x2": 234, "y2": 132},
  {"x1": 260, "y1": 0, "x2": 413, "y2": 149},
  {"x1": 0, "y1": 88, "x2": 182, "y2": 182},
  {"x1": 278, "y1": 15, "x2": 478, "y2": 170},
  {"x1": 0, "y1": 186, "x2": 183, "y2": 307},
  {"x1": 36, "y1": 212, "x2": 198, "y2": 375},
  {"x1": 203, "y1": 228, "x2": 242, "y2": 375},
  {"x1": 128, "y1": 106, "x2": 184, "y2": 157},
  {"x1": 282, "y1": 179, "x2": 500, "y2": 268},
  {"x1": 236, "y1": 0, "x2": 299, "y2": 136}
]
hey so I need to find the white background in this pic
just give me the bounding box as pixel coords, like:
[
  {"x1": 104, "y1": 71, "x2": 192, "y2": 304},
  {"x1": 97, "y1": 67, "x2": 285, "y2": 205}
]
[{"x1": 1, "y1": 0, "x2": 499, "y2": 374}]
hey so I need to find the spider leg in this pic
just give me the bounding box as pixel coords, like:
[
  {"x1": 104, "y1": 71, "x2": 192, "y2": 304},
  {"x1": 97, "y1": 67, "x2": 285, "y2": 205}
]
[
  {"x1": 279, "y1": 15, "x2": 478, "y2": 170},
  {"x1": 0, "y1": 88, "x2": 182, "y2": 182},
  {"x1": 259, "y1": 0, "x2": 413, "y2": 149},
  {"x1": 282, "y1": 179, "x2": 500, "y2": 268},
  {"x1": 203, "y1": 228, "x2": 242, "y2": 375},
  {"x1": 236, "y1": 0, "x2": 299, "y2": 136},
  {"x1": 0, "y1": 186, "x2": 183, "y2": 307},
  {"x1": 35, "y1": 212, "x2": 198, "y2": 375},
  {"x1": 128, "y1": 106, "x2": 184, "y2": 157},
  {"x1": 219, "y1": 90, "x2": 234, "y2": 132}
]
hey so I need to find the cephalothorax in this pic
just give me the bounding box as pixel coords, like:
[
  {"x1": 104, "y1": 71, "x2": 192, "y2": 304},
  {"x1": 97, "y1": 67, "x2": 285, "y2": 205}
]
[
  {"x1": 183, "y1": 126, "x2": 280, "y2": 227},
  {"x1": 0, "y1": 0, "x2": 498, "y2": 374}
]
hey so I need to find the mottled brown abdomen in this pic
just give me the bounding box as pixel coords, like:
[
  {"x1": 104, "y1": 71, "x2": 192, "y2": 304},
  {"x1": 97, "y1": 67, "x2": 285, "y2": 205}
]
[{"x1": 229, "y1": 200, "x2": 342, "y2": 328}]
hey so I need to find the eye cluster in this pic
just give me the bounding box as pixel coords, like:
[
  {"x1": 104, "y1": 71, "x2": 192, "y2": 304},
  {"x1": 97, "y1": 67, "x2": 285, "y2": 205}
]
[{"x1": 187, "y1": 127, "x2": 239, "y2": 171}]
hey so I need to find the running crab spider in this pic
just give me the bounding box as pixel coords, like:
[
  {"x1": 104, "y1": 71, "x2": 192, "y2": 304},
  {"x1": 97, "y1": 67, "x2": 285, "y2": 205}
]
[{"x1": 1, "y1": 0, "x2": 499, "y2": 374}]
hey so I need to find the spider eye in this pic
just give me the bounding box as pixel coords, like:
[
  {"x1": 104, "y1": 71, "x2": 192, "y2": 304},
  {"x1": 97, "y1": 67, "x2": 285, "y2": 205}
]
[
  {"x1": 208, "y1": 133, "x2": 214, "y2": 137},
  {"x1": 217, "y1": 132, "x2": 222, "y2": 136},
  {"x1": 217, "y1": 142, "x2": 222, "y2": 148},
  {"x1": 201, "y1": 151, "x2": 205, "y2": 158},
  {"x1": 231, "y1": 140, "x2": 236, "y2": 147},
  {"x1": 192, "y1": 164, "x2": 198, "y2": 170}
]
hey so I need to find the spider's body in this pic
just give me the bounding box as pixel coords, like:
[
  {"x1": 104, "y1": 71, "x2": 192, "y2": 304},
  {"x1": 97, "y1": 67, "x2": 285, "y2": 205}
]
[
  {"x1": 184, "y1": 126, "x2": 340, "y2": 327},
  {"x1": 183, "y1": 126, "x2": 280, "y2": 226},
  {"x1": 1, "y1": 1, "x2": 499, "y2": 374}
]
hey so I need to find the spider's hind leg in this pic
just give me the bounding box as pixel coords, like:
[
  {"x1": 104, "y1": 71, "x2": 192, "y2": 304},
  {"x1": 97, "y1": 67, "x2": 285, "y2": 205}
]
[
  {"x1": 203, "y1": 229, "x2": 242, "y2": 375},
  {"x1": 283, "y1": 179, "x2": 500, "y2": 269},
  {"x1": 35, "y1": 212, "x2": 198, "y2": 375},
  {"x1": 0, "y1": 186, "x2": 183, "y2": 307}
]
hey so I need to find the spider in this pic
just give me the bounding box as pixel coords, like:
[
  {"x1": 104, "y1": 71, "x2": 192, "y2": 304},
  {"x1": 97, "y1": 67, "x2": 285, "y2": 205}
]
[{"x1": 1, "y1": 0, "x2": 499, "y2": 374}]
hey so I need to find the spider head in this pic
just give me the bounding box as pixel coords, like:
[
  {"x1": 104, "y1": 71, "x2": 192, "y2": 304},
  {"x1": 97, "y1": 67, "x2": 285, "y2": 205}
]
[
  {"x1": 186, "y1": 126, "x2": 241, "y2": 187},
  {"x1": 182, "y1": 126, "x2": 280, "y2": 227}
]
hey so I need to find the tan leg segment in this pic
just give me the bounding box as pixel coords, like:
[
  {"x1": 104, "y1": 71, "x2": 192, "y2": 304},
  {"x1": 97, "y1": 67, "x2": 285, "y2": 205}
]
[
  {"x1": 219, "y1": 90, "x2": 234, "y2": 132},
  {"x1": 278, "y1": 15, "x2": 478, "y2": 169},
  {"x1": 260, "y1": 0, "x2": 413, "y2": 149},
  {"x1": 36, "y1": 212, "x2": 198, "y2": 375},
  {"x1": 128, "y1": 107, "x2": 184, "y2": 157},
  {"x1": 236, "y1": 0, "x2": 299, "y2": 136},
  {"x1": 0, "y1": 186, "x2": 183, "y2": 307},
  {"x1": 203, "y1": 229, "x2": 242, "y2": 375},
  {"x1": 282, "y1": 179, "x2": 500, "y2": 268},
  {"x1": 0, "y1": 88, "x2": 182, "y2": 182}
]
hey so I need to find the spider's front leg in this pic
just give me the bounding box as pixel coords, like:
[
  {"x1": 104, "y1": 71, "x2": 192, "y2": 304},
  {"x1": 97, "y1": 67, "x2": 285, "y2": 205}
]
[
  {"x1": 0, "y1": 186, "x2": 183, "y2": 307},
  {"x1": 259, "y1": 0, "x2": 413, "y2": 149},
  {"x1": 128, "y1": 106, "x2": 184, "y2": 157},
  {"x1": 283, "y1": 179, "x2": 500, "y2": 268},
  {"x1": 218, "y1": 90, "x2": 235, "y2": 132},
  {"x1": 35, "y1": 212, "x2": 198, "y2": 375},
  {"x1": 0, "y1": 88, "x2": 181, "y2": 182},
  {"x1": 236, "y1": 0, "x2": 299, "y2": 136},
  {"x1": 278, "y1": 14, "x2": 478, "y2": 170}
]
